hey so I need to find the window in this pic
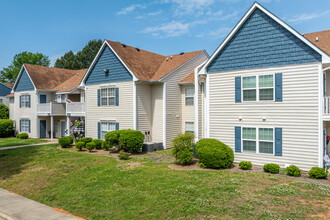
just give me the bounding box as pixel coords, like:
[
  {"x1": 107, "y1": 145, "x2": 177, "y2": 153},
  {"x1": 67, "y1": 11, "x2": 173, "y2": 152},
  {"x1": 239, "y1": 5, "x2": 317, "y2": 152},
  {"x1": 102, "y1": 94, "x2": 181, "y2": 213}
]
[
  {"x1": 242, "y1": 74, "x2": 274, "y2": 101},
  {"x1": 61, "y1": 94, "x2": 66, "y2": 103},
  {"x1": 0, "y1": 99, "x2": 2, "y2": 103},
  {"x1": 242, "y1": 127, "x2": 274, "y2": 154},
  {"x1": 101, "y1": 88, "x2": 115, "y2": 106},
  {"x1": 101, "y1": 121, "x2": 116, "y2": 139},
  {"x1": 20, "y1": 95, "x2": 30, "y2": 108},
  {"x1": 53, "y1": 94, "x2": 58, "y2": 102},
  {"x1": 185, "y1": 122, "x2": 194, "y2": 134},
  {"x1": 185, "y1": 88, "x2": 194, "y2": 105},
  {"x1": 21, "y1": 119, "x2": 30, "y2": 133}
]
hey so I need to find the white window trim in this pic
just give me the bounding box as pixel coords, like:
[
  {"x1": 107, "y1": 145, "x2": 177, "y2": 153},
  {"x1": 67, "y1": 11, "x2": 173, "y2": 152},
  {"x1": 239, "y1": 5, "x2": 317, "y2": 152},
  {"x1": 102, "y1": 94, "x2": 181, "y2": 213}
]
[
  {"x1": 241, "y1": 126, "x2": 275, "y2": 155},
  {"x1": 100, "y1": 87, "x2": 116, "y2": 106},
  {"x1": 0, "y1": 99, "x2": 3, "y2": 103},
  {"x1": 185, "y1": 87, "x2": 194, "y2": 106},
  {"x1": 21, "y1": 94, "x2": 30, "y2": 108},
  {"x1": 21, "y1": 119, "x2": 30, "y2": 133},
  {"x1": 242, "y1": 73, "x2": 275, "y2": 102},
  {"x1": 100, "y1": 120, "x2": 116, "y2": 140},
  {"x1": 185, "y1": 122, "x2": 194, "y2": 134}
]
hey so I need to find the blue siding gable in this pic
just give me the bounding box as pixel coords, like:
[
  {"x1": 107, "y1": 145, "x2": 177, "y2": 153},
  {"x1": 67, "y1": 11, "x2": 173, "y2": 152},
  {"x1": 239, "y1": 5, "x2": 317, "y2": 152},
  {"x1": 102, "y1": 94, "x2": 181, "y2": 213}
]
[
  {"x1": 85, "y1": 46, "x2": 133, "y2": 85},
  {"x1": 207, "y1": 8, "x2": 322, "y2": 73},
  {"x1": 0, "y1": 83, "x2": 11, "y2": 97},
  {"x1": 15, "y1": 68, "x2": 34, "y2": 92}
]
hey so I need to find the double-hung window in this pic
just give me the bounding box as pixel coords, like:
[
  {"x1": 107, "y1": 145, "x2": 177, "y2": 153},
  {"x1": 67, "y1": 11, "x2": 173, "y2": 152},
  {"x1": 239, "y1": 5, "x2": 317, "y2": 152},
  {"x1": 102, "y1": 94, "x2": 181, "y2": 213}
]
[
  {"x1": 242, "y1": 127, "x2": 274, "y2": 154},
  {"x1": 185, "y1": 88, "x2": 194, "y2": 106},
  {"x1": 242, "y1": 74, "x2": 274, "y2": 101},
  {"x1": 0, "y1": 99, "x2": 2, "y2": 103},
  {"x1": 21, "y1": 119, "x2": 30, "y2": 133},
  {"x1": 101, "y1": 121, "x2": 116, "y2": 140},
  {"x1": 21, "y1": 95, "x2": 30, "y2": 108},
  {"x1": 185, "y1": 122, "x2": 194, "y2": 134},
  {"x1": 101, "y1": 88, "x2": 115, "y2": 106}
]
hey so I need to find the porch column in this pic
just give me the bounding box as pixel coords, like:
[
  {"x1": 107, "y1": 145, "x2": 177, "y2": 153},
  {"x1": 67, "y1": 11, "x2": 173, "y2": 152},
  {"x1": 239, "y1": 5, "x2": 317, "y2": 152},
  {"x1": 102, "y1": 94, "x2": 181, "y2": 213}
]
[
  {"x1": 51, "y1": 116, "x2": 54, "y2": 141},
  {"x1": 66, "y1": 116, "x2": 70, "y2": 136}
]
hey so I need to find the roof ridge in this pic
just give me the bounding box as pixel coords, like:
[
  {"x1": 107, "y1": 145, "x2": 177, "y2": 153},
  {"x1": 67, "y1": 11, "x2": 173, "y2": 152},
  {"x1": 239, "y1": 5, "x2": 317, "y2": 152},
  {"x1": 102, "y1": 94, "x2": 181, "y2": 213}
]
[{"x1": 24, "y1": 63, "x2": 86, "y2": 72}]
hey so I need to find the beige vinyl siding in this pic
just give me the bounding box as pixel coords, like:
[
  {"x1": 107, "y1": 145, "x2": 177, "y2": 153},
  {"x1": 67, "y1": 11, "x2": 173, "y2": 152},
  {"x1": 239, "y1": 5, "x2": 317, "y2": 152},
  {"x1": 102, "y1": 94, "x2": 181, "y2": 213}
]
[
  {"x1": 136, "y1": 83, "x2": 152, "y2": 138},
  {"x1": 85, "y1": 81, "x2": 133, "y2": 139},
  {"x1": 0, "y1": 96, "x2": 9, "y2": 107},
  {"x1": 8, "y1": 97, "x2": 14, "y2": 120},
  {"x1": 14, "y1": 91, "x2": 37, "y2": 138},
  {"x1": 163, "y1": 52, "x2": 209, "y2": 148},
  {"x1": 199, "y1": 83, "x2": 204, "y2": 140},
  {"x1": 208, "y1": 63, "x2": 320, "y2": 171},
  {"x1": 181, "y1": 85, "x2": 195, "y2": 134},
  {"x1": 151, "y1": 84, "x2": 163, "y2": 142}
]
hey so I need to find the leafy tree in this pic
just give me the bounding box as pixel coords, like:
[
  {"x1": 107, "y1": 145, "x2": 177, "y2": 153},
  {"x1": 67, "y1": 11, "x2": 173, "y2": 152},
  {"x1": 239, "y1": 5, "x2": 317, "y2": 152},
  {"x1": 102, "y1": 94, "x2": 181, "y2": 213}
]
[
  {"x1": 0, "y1": 52, "x2": 50, "y2": 83},
  {"x1": 0, "y1": 103, "x2": 9, "y2": 119},
  {"x1": 54, "y1": 39, "x2": 102, "y2": 70}
]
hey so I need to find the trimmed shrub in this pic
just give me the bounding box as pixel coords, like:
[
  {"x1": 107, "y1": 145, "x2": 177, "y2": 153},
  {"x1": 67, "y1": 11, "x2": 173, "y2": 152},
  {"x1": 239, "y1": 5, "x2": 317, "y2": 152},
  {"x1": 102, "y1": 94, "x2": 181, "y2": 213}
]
[
  {"x1": 308, "y1": 167, "x2": 328, "y2": 179},
  {"x1": 118, "y1": 150, "x2": 131, "y2": 160},
  {"x1": 102, "y1": 141, "x2": 109, "y2": 150},
  {"x1": 286, "y1": 165, "x2": 302, "y2": 177},
  {"x1": 58, "y1": 137, "x2": 71, "y2": 148},
  {"x1": 239, "y1": 161, "x2": 252, "y2": 170},
  {"x1": 172, "y1": 133, "x2": 194, "y2": 165},
  {"x1": 263, "y1": 163, "x2": 280, "y2": 174},
  {"x1": 86, "y1": 142, "x2": 96, "y2": 152},
  {"x1": 105, "y1": 130, "x2": 121, "y2": 148},
  {"x1": 0, "y1": 103, "x2": 9, "y2": 119},
  {"x1": 119, "y1": 130, "x2": 144, "y2": 152},
  {"x1": 93, "y1": 139, "x2": 103, "y2": 149},
  {"x1": 196, "y1": 138, "x2": 234, "y2": 169},
  {"x1": 76, "y1": 137, "x2": 93, "y2": 147},
  {"x1": 75, "y1": 142, "x2": 84, "y2": 151},
  {"x1": 68, "y1": 136, "x2": 74, "y2": 144},
  {"x1": 16, "y1": 133, "x2": 28, "y2": 139},
  {"x1": 0, "y1": 119, "x2": 13, "y2": 138}
]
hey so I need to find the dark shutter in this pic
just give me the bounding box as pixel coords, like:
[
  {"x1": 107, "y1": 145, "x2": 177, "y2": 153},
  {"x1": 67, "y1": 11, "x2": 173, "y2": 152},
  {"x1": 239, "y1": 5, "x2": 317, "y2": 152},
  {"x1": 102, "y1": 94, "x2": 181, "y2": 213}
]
[
  {"x1": 235, "y1": 126, "x2": 241, "y2": 152},
  {"x1": 275, "y1": 128, "x2": 282, "y2": 156},
  {"x1": 28, "y1": 120, "x2": 31, "y2": 133},
  {"x1": 19, "y1": 96, "x2": 22, "y2": 108},
  {"x1": 28, "y1": 95, "x2": 31, "y2": 108},
  {"x1": 98, "y1": 122, "x2": 101, "y2": 139},
  {"x1": 97, "y1": 89, "x2": 101, "y2": 106},
  {"x1": 116, "y1": 123, "x2": 119, "y2": 130},
  {"x1": 115, "y1": 88, "x2": 119, "y2": 106},
  {"x1": 19, "y1": 119, "x2": 22, "y2": 132},
  {"x1": 235, "y1": 77, "x2": 241, "y2": 103},
  {"x1": 275, "y1": 73, "x2": 282, "y2": 102}
]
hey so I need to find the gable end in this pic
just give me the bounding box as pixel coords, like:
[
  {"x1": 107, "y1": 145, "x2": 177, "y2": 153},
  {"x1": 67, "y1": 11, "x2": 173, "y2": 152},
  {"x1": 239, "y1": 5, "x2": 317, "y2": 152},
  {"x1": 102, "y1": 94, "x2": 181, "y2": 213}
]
[
  {"x1": 207, "y1": 8, "x2": 322, "y2": 73},
  {"x1": 0, "y1": 83, "x2": 12, "y2": 96},
  {"x1": 14, "y1": 68, "x2": 35, "y2": 92}
]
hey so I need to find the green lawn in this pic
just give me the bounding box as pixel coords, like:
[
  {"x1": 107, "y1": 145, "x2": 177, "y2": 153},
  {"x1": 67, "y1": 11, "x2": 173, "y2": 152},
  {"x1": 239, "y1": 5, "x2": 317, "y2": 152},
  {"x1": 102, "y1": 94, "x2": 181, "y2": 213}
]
[
  {"x1": 0, "y1": 137, "x2": 48, "y2": 148},
  {"x1": 0, "y1": 144, "x2": 329, "y2": 219}
]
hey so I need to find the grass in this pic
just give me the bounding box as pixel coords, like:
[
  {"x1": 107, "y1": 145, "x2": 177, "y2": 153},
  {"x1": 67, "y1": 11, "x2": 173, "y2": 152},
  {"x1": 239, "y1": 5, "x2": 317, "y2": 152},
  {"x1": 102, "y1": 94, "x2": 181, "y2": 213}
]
[
  {"x1": 0, "y1": 137, "x2": 48, "y2": 148},
  {"x1": 0, "y1": 144, "x2": 329, "y2": 219}
]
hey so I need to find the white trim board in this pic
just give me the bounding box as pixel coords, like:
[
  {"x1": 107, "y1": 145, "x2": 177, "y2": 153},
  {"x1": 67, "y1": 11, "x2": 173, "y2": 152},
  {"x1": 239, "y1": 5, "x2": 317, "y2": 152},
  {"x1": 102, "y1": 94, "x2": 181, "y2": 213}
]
[{"x1": 12, "y1": 65, "x2": 37, "y2": 92}]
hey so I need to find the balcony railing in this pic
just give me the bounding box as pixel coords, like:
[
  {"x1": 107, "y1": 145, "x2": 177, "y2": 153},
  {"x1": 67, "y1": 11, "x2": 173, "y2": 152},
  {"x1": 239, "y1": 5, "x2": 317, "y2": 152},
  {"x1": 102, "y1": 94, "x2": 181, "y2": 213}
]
[
  {"x1": 37, "y1": 102, "x2": 66, "y2": 116},
  {"x1": 324, "y1": 97, "x2": 330, "y2": 115},
  {"x1": 67, "y1": 102, "x2": 85, "y2": 116}
]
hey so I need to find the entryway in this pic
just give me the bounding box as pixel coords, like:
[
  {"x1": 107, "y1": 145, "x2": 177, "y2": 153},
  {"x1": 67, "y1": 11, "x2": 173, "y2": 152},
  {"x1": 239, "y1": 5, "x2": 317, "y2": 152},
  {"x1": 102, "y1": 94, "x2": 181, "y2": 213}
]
[
  {"x1": 60, "y1": 120, "x2": 66, "y2": 137},
  {"x1": 40, "y1": 120, "x2": 46, "y2": 138}
]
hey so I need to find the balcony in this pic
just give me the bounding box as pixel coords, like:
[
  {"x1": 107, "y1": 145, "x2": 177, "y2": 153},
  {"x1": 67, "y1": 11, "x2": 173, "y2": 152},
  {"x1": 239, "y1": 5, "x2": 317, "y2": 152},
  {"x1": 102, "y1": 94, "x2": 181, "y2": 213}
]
[
  {"x1": 67, "y1": 102, "x2": 85, "y2": 116},
  {"x1": 37, "y1": 103, "x2": 66, "y2": 116},
  {"x1": 324, "y1": 97, "x2": 330, "y2": 116}
]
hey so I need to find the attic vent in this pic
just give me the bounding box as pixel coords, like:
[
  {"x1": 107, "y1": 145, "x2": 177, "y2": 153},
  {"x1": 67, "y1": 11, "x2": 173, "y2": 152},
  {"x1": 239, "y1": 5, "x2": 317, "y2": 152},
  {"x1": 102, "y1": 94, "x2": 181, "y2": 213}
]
[
  {"x1": 122, "y1": 44, "x2": 126, "y2": 47},
  {"x1": 316, "y1": 37, "x2": 319, "y2": 42},
  {"x1": 136, "y1": 48, "x2": 140, "y2": 51},
  {"x1": 180, "y1": 52, "x2": 184, "y2": 55}
]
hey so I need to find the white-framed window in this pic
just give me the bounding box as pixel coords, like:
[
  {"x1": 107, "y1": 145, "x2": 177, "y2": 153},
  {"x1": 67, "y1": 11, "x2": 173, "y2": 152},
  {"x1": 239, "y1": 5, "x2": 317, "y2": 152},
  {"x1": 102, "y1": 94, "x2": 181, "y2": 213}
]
[
  {"x1": 185, "y1": 87, "x2": 194, "y2": 106},
  {"x1": 101, "y1": 121, "x2": 116, "y2": 140},
  {"x1": 185, "y1": 122, "x2": 194, "y2": 134},
  {"x1": 21, "y1": 119, "x2": 30, "y2": 133},
  {"x1": 0, "y1": 99, "x2": 2, "y2": 103},
  {"x1": 101, "y1": 88, "x2": 115, "y2": 106},
  {"x1": 21, "y1": 95, "x2": 30, "y2": 108},
  {"x1": 242, "y1": 127, "x2": 274, "y2": 154},
  {"x1": 242, "y1": 74, "x2": 274, "y2": 102},
  {"x1": 53, "y1": 94, "x2": 58, "y2": 102},
  {"x1": 61, "y1": 94, "x2": 66, "y2": 103}
]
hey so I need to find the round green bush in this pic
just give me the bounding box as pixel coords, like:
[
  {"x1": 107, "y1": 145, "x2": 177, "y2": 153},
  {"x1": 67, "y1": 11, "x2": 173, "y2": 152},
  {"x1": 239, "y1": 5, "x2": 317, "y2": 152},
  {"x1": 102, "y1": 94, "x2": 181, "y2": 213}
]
[
  {"x1": 263, "y1": 163, "x2": 280, "y2": 174},
  {"x1": 308, "y1": 167, "x2": 328, "y2": 179},
  {"x1": 286, "y1": 165, "x2": 301, "y2": 177},
  {"x1": 0, "y1": 119, "x2": 13, "y2": 138},
  {"x1": 102, "y1": 141, "x2": 109, "y2": 150},
  {"x1": 196, "y1": 138, "x2": 234, "y2": 169},
  {"x1": 86, "y1": 142, "x2": 96, "y2": 152},
  {"x1": 93, "y1": 139, "x2": 103, "y2": 149},
  {"x1": 19, "y1": 133, "x2": 28, "y2": 139},
  {"x1": 119, "y1": 130, "x2": 144, "y2": 152},
  {"x1": 68, "y1": 136, "x2": 74, "y2": 144},
  {"x1": 76, "y1": 137, "x2": 93, "y2": 147},
  {"x1": 75, "y1": 142, "x2": 84, "y2": 151},
  {"x1": 239, "y1": 161, "x2": 252, "y2": 170},
  {"x1": 58, "y1": 136, "x2": 71, "y2": 148},
  {"x1": 105, "y1": 130, "x2": 121, "y2": 148},
  {"x1": 172, "y1": 133, "x2": 194, "y2": 165},
  {"x1": 0, "y1": 103, "x2": 9, "y2": 119},
  {"x1": 16, "y1": 134, "x2": 21, "y2": 139}
]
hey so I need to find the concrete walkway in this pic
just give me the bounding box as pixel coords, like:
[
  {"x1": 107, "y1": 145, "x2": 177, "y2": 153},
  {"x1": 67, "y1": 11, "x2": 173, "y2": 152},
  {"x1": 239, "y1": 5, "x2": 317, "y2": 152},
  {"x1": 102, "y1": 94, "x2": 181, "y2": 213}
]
[
  {"x1": 0, "y1": 141, "x2": 57, "y2": 151},
  {"x1": 0, "y1": 188, "x2": 79, "y2": 220}
]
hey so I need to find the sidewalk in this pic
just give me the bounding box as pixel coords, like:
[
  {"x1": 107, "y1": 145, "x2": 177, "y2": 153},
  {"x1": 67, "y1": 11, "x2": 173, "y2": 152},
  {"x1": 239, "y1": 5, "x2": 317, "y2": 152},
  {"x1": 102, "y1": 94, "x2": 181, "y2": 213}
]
[
  {"x1": 0, "y1": 141, "x2": 57, "y2": 151},
  {"x1": 0, "y1": 188, "x2": 79, "y2": 220}
]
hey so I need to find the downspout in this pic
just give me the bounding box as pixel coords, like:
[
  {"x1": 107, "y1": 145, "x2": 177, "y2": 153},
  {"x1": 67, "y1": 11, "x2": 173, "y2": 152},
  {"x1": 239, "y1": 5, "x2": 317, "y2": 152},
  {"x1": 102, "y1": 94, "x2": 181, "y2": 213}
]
[
  {"x1": 133, "y1": 81, "x2": 137, "y2": 130},
  {"x1": 163, "y1": 82, "x2": 167, "y2": 149}
]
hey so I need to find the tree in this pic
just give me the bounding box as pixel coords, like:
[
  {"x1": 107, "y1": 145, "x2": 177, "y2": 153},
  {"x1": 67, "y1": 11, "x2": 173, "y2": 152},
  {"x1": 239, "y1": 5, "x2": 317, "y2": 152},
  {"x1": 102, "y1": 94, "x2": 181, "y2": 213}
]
[
  {"x1": 0, "y1": 52, "x2": 50, "y2": 83},
  {"x1": 54, "y1": 39, "x2": 102, "y2": 70},
  {"x1": 0, "y1": 103, "x2": 9, "y2": 119}
]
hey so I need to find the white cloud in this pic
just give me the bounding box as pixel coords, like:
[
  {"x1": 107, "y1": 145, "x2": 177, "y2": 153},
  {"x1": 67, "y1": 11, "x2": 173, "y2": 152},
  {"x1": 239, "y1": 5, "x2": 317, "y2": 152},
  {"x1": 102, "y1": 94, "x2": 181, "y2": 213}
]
[
  {"x1": 50, "y1": 53, "x2": 65, "y2": 66},
  {"x1": 287, "y1": 10, "x2": 330, "y2": 23},
  {"x1": 117, "y1": 4, "x2": 146, "y2": 15},
  {"x1": 143, "y1": 21, "x2": 190, "y2": 38},
  {"x1": 135, "y1": 10, "x2": 163, "y2": 19},
  {"x1": 163, "y1": 0, "x2": 215, "y2": 16}
]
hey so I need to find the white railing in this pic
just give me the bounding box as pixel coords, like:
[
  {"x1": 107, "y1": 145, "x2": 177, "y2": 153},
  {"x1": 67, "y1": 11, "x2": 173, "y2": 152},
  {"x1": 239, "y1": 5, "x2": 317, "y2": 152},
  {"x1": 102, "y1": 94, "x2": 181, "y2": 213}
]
[
  {"x1": 66, "y1": 102, "x2": 85, "y2": 115},
  {"x1": 37, "y1": 103, "x2": 51, "y2": 114},
  {"x1": 37, "y1": 102, "x2": 66, "y2": 115},
  {"x1": 52, "y1": 103, "x2": 66, "y2": 115},
  {"x1": 324, "y1": 97, "x2": 330, "y2": 115}
]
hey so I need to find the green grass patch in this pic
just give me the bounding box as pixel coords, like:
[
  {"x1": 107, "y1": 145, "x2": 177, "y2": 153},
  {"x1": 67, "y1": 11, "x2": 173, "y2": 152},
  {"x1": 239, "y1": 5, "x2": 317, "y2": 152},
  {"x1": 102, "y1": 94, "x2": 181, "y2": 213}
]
[
  {"x1": 0, "y1": 137, "x2": 47, "y2": 148},
  {"x1": 0, "y1": 144, "x2": 329, "y2": 219}
]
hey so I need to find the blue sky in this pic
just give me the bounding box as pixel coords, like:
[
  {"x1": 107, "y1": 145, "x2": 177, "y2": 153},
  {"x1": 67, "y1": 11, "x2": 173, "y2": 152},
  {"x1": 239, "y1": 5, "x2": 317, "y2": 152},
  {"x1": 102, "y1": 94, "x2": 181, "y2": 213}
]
[{"x1": 0, "y1": 0, "x2": 329, "y2": 70}]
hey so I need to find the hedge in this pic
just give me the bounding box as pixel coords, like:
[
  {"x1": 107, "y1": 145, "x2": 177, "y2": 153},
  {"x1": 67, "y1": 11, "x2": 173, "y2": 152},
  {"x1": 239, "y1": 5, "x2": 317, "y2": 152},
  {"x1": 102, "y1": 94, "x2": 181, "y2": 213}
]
[
  {"x1": 0, "y1": 103, "x2": 9, "y2": 119},
  {"x1": 0, "y1": 119, "x2": 13, "y2": 138},
  {"x1": 172, "y1": 133, "x2": 194, "y2": 165}
]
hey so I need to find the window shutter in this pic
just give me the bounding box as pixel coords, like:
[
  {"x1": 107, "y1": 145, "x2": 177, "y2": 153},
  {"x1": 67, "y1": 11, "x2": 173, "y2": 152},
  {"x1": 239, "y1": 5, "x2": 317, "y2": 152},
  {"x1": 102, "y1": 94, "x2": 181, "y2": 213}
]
[
  {"x1": 275, "y1": 128, "x2": 282, "y2": 156},
  {"x1": 19, "y1": 95, "x2": 22, "y2": 108},
  {"x1": 116, "y1": 123, "x2": 119, "y2": 130},
  {"x1": 97, "y1": 89, "x2": 101, "y2": 106},
  {"x1": 98, "y1": 122, "x2": 101, "y2": 139},
  {"x1": 275, "y1": 73, "x2": 282, "y2": 102},
  {"x1": 115, "y1": 88, "x2": 119, "y2": 106},
  {"x1": 28, "y1": 120, "x2": 31, "y2": 133},
  {"x1": 28, "y1": 95, "x2": 31, "y2": 108},
  {"x1": 19, "y1": 119, "x2": 22, "y2": 132},
  {"x1": 235, "y1": 77, "x2": 241, "y2": 103},
  {"x1": 235, "y1": 126, "x2": 241, "y2": 152}
]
